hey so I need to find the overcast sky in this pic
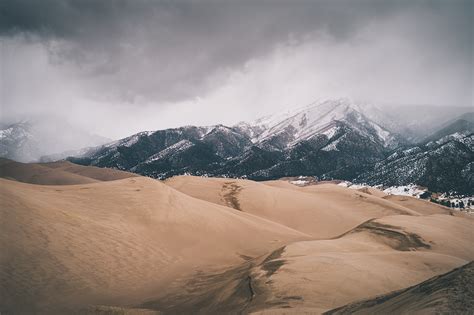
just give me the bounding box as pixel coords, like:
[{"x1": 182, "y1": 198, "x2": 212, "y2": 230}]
[{"x1": 1, "y1": 0, "x2": 472, "y2": 139}]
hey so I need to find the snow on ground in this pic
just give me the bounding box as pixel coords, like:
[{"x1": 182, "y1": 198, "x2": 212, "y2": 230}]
[
  {"x1": 321, "y1": 135, "x2": 344, "y2": 151},
  {"x1": 434, "y1": 132, "x2": 470, "y2": 145},
  {"x1": 144, "y1": 140, "x2": 194, "y2": 163},
  {"x1": 0, "y1": 127, "x2": 14, "y2": 138},
  {"x1": 382, "y1": 185, "x2": 426, "y2": 197},
  {"x1": 371, "y1": 121, "x2": 391, "y2": 143},
  {"x1": 290, "y1": 180, "x2": 309, "y2": 186},
  {"x1": 106, "y1": 131, "x2": 155, "y2": 148},
  {"x1": 338, "y1": 181, "x2": 426, "y2": 196},
  {"x1": 337, "y1": 181, "x2": 473, "y2": 212},
  {"x1": 337, "y1": 181, "x2": 373, "y2": 190},
  {"x1": 437, "y1": 194, "x2": 474, "y2": 211},
  {"x1": 288, "y1": 176, "x2": 318, "y2": 186},
  {"x1": 347, "y1": 183, "x2": 368, "y2": 190}
]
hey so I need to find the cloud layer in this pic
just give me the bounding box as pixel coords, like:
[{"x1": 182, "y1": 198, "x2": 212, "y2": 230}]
[{"x1": 1, "y1": 0, "x2": 472, "y2": 138}]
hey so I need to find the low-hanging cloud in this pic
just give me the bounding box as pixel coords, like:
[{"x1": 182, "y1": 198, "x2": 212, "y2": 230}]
[{"x1": 0, "y1": 0, "x2": 472, "y2": 139}]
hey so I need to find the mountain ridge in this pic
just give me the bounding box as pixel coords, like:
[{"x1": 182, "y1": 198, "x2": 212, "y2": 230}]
[{"x1": 22, "y1": 100, "x2": 473, "y2": 194}]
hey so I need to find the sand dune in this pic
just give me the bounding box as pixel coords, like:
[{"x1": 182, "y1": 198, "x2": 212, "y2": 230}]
[
  {"x1": 1, "y1": 162, "x2": 473, "y2": 314},
  {"x1": 146, "y1": 214, "x2": 472, "y2": 314},
  {"x1": 165, "y1": 176, "x2": 420, "y2": 238},
  {"x1": 266, "y1": 180, "x2": 469, "y2": 218},
  {"x1": 382, "y1": 194, "x2": 452, "y2": 215},
  {"x1": 245, "y1": 214, "x2": 474, "y2": 314},
  {"x1": 356, "y1": 186, "x2": 388, "y2": 198},
  {"x1": 326, "y1": 261, "x2": 474, "y2": 314},
  {"x1": 0, "y1": 158, "x2": 137, "y2": 185},
  {"x1": 0, "y1": 176, "x2": 307, "y2": 314}
]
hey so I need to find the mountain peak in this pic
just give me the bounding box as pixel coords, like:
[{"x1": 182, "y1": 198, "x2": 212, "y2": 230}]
[{"x1": 245, "y1": 98, "x2": 395, "y2": 149}]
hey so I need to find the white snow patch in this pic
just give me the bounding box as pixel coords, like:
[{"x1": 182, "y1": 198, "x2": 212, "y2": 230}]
[
  {"x1": 338, "y1": 181, "x2": 372, "y2": 190},
  {"x1": 383, "y1": 185, "x2": 426, "y2": 197},
  {"x1": 371, "y1": 122, "x2": 391, "y2": 143},
  {"x1": 144, "y1": 140, "x2": 194, "y2": 162},
  {"x1": 347, "y1": 183, "x2": 367, "y2": 190},
  {"x1": 106, "y1": 131, "x2": 155, "y2": 148},
  {"x1": 321, "y1": 135, "x2": 344, "y2": 151},
  {"x1": 320, "y1": 126, "x2": 339, "y2": 139},
  {"x1": 290, "y1": 180, "x2": 309, "y2": 186},
  {"x1": 0, "y1": 128, "x2": 14, "y2": 138}
]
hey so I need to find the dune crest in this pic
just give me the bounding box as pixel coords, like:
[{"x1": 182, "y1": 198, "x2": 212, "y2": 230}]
[
  {"x1": 0, "y1": 158, "x2": 137, "y2": 185},
  {"x1": 166, "y1": 176, "x2": 421, "y2": 238}
]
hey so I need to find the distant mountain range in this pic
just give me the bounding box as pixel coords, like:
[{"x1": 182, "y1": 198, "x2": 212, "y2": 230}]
[
  {"x1": 59, "y1": 99, "x2": 473, "y2": 194},
  {"x1": 0, "y1": 120, "x2": 110, "y2": 162}
]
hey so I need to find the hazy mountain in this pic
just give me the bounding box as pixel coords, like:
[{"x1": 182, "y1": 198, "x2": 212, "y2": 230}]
[
  {"x1": 0, "y1": 122, "x2": 40, "y2": 162},
  {"x1": 361, "y1": 104, "x2": 473, "y2": 142},
  {"x1": 422, "y1": 114, "x2": 474, "y2": 144},
  {"x1": 0, "y1": 120, "x2": 111, "y2": 162}
]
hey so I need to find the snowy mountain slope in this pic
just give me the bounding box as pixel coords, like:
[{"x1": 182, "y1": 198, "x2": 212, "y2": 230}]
[
  {"x1": 361, "y1": 105, "x2": 473, "y2": 142},
  {"x1": 356, "y1": 114, "x2": 474, "y2": 194},
  {"x1": 423, "y1": 116, "x2": 474, "y2": 144},
  {"x1": 142, "y1": 140, "x2": 195, "y2": 163},
  {"x1": 234, "y1": 120, "x2": 388, "y2": 180},
  {"x1": 357, "y1": 133, "x2": 474, "y2": 194},
  {"x1": 71, "y1": 126, "x2": 213, "y2": 170},
  {"x1": 65, "y1": 99, "x2": 473, "y2": 193},
  {"x1": 68, "y1": 124, "x2": 252, "y2": 178},
  {"x1": 234, "y1": 103, "x2": 310, "y2": 142},
  {"x1": 240, "y1": 98, "x2": 403, "y2": 150},
  {"x1": 69, "y1": 99, "x2": 402, "y2": 179},
  {"x1": 200, "y1": 125, "x2": 252, "y2": 158}
]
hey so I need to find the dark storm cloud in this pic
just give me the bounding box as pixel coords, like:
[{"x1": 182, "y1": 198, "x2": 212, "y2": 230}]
[
  {"x1": 4, "y1": 0, "x2": 469, "y2": 103},
  {"x1": 0, "y1": 0, "x2": 472, "y2": 140}
]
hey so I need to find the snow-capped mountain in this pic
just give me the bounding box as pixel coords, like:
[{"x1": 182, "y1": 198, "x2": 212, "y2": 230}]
[
  {"x1": 357, "y1": 117, "x2": 474, "y2": 194},
  {"x1": 242, "y1": 98, "x2": 403, "y2": 150},
  {"x1": 69, "y1": 99, "x2": 401, "y2": 177},
  {"x1": 64, "y1": 99, "x2": 472, "y2": 193},
  {"x1": 69, "y1": 125, "x2": 252, "y2": 178},
  {"x1": 358, "y1": 134, "x2": 473, "y2": 194}
]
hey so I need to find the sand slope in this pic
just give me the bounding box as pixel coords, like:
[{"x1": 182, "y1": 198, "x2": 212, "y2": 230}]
[
  {"x1": 0, "y1": 176, "x2": 307, "y2": 314},
  {"x1": 147, "y1": 213, "x2": 473, "y2": 314},
  {"x1": 128, "y1": 176, "x2": 474, "y2": 314},
  {"x1": 0, "y1": 158, "x2": 137, "y2": 185},
  {"x1": 382, "y1": 194, "x2": 452, "y2": 215},
  {"x1": 246, "y1": 214, "x2": 474, "y2": 314},
  {"x1": 165, "y1": 176, "x2": 420, "y2": 238},
  {"x1": 326, "y1": 261, "x2": 474, "y2": 314}
]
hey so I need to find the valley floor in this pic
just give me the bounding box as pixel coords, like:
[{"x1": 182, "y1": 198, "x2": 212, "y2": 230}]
[{"x1": 1, "y1": 159, "x2": 473, "y2": 314}]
